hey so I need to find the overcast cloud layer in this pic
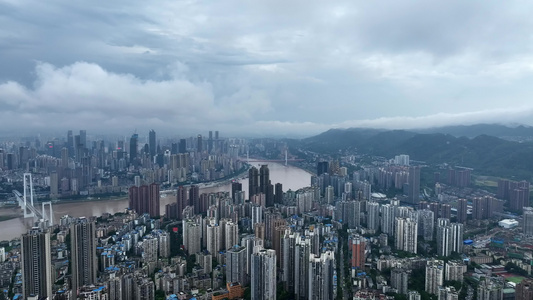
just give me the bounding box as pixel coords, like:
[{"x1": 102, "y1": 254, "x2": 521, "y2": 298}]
[{"x1": 1, "y1": 0, "x2": 533, "y2": 137}]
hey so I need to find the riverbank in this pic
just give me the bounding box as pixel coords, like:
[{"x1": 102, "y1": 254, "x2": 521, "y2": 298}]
[
  {"x1": 0, "y1": 161, "x2": 312, "y2": 241},
  {"x1": 4, "y1": 164, "x2": 251, "y2": 208}
]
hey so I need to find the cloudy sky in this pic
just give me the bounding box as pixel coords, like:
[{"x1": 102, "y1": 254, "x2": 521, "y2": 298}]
[{"x1": 1, "y1": 0, "x2": 533, "y2": 137}]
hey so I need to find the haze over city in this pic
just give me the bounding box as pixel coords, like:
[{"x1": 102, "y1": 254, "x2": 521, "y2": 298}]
[
  {"x1": 5, "y1": 2, "x2": 533, "y2": 300},
  {"x1": 2, "y1": 1, "x2": 533, "y2": 136}
]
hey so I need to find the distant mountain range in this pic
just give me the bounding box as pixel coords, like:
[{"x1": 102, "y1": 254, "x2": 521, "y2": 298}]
[
  {"x1": 414, "y1": 124, "x2": 533, "y2": 139},
  {"x1": 292, "y1": 124, "x2": 533, "y2": 180}
]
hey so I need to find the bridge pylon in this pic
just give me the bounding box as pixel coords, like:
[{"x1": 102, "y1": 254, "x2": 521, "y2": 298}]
[{"x1": 23, "y1": 173, "x2": 35, "y2": 218}]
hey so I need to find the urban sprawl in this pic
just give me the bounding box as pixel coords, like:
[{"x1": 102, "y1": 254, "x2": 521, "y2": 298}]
[{"x1": 0, "y1": 130, "x2": 532, "y2": 300}]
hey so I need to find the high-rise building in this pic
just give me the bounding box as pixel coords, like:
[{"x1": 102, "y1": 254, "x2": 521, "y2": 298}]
[
  {"x1": 510, "y1": 181, "x2": 530, "y2": 211},
  {"x1": 183, "y1": 219, "x2": 201, "y2": 255},
  {"x1": 71, "y1": 218, "x2": 97, "y2": 295},
  {"x1": 21, "y1": 228, "x2": 52, "y2": 299},
  {"x1": 232, "y1": 182, "x2": 243, "y2": 202},
  {"x1": 50, "y1": 171, "x2": 59, "y2": 197},
  {"x1": 350, "y1": 234, "x2": 365, "y2": 269},
  {"x1": 440, "y1": 204, "x2": 451, "y2": 219},
  {"x1": 450, "y1": 223, "x2": 464, "y2": 253},
  {"x1": 445, "y1": 261, "x2": 466, "y2": 282},
  {"x1": 473, "y1": 197, "x2": 487, "y2": 220},
  {"x1": 67, "y1": 130, "x2": 74, "y2": 153},
  {"x1": 197, "y1": 134, "x2": 203, "y2": 153},
  {"x1": 438, "y1": 286, "x2": 459, "y2": 300},
  {"x1": 275, "y1": 183, "x2": 283, "y2": 204},
  {"x1": 395, "y1": 217, "x2": 418, "y2": 254},
  {"x1": 128, "y1": 183, "x2": 160, "y2": 218},
  {"x1": 273, "y1": 224, "x2": 288, "y2": 267},
  {"x1": 258, "y1": 165, "x2": 272, "y2": 206},
  {"x1": 251, "y1": 248, "x2": 276, "y2": 300},
  {"x1": 6, "y1": 153, "x2": 14, "y2": 170},
  {"x1": 436, "y1": 219, "x2": 462, "y2": 256},
  {"x1": 179, "y1": 138, "x2": 187, "y2": 153},
  {"x1": 148, "y1": 183, "x2": 160, "y2": 217},
  {"x1": 394, "y1": 154, "x2": 410, "y2": 166},
  {"x1": 437, "y1": 218, "x2": 451, "y2": 256},
  {"x1": 317, "y1": 161, "x2": 329, "y2": 176},
  {"x1": 260, "y1": 164, "x2": 270, "y2": 193},
  {"x1": 408, "y1": 291, "x2": 421, "y2": 300},
  {"x1": 224, "y1": 220, "x2": 239, "y2": 250},
  {"x1": 281, "y1": 232, "x2": 296, "y2": 293},
  {"x1": 344, "y1": 200, "x2": 361, "y2": 229},
  {"x1": 208, "y1": 131, "x2": 213, "y2": 153},
  {"x1": 107, "y1": 277, "x2": 122, "y2": 300},
  {"x1": 122, "y1": 274, "x2": 135, "y2": 300},
  {"x1": 325, "y1": 185, "x2": 334, "y2": 205},
  {"x1": 295, "y1": 237, "x2": 311, "y2": 299},
  {"x1": 456, "y1": 169, "x2": 471, "y2": 187},
  {"x1": 79, "y1": 130, "x2": 86, "y2": 148},
  {"x1": 171, "y1": 142, "x2": 178, "y2": 154},
  {"x1": 429, "y1": 202, "x2": 440, "y2": 219},
  {"x1": 425, "y1": 260, "x2": 444, "y2": 295},
  {"x1": 486, "y1": 196, "x2": 504, "y2": 218},
  {"x1": 418, "y1": 209, "x2": 434, "y2": 241},
  {"x1": 407, "y1": 166, "x2": 421, "y2": 204},
  {"x1": 516, "y1": 278, "x2": 533, "y2": 300},
  {"x1": 391, "y1": 269, "x2": 409, "y2": 295},
  {"x1": 497, "y1": 179, "x2": 510, "y2": 199},
  {"x1": 381, "y1": 204, "x2": 397, "y2": 235},
  {"x1": 176, "y1": 186, "x2": 188, "y2": 221},
  {"x1": 242, "y1": 235, "x2": 264, "y2": 278},
  {"x1": 189, "y1": 185, "x2": 200, "y2": 214},
  {"x1": 308, "y1": 251, "x2": 335, "y2": 300},
  {"x1": 367, "y1": 201, "x2": 380, "y2": 231},
  {"x1": 149, "y1": 129, "x2": 156, "y2": 158},
  {"x1": 249, "y1": 166, "x2": 259, "y2": 199},
  {"x1": 129, "y1": 133, "x2": 138, "y2": 164},
  {"x1": 457, "y1": 198, "x2": 468, "y2": 223},
  {"x1": 207, "y1": 224, "x2": 221, "y2": 254},
  {"x1": 266, "y1": 183, "x2": 274, "y2": 207},
  {"x1": 477, "y1": 278, "x2": 504, "y2": 300},
  {"x1": 135, "y1": 278, "x2": 155, "y2": 300},
  {"x1": 523, "y1": 207, "x2": 533, "y2": 236},
  {"x1": 226, "y1": 245, "x2": 247, "y2": 286}
]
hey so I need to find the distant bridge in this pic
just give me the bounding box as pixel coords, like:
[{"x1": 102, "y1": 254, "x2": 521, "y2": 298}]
[
  {"x1": 12, "y1": 173, "x2": 54, "y2": 226},
  {"x1": 239, "y1": 148, "x2": 303, "y2": 166},
  {"x1": 245, "y1": 159, "x2": 305, "y2": 163}
]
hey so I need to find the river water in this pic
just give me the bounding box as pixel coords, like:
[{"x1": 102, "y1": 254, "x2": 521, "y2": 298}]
[{"x1": 0, "y1": 162, "x2": 312, "y2": 241}]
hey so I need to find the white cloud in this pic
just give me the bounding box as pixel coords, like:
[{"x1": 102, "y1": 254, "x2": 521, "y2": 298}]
[{"x1": 0, "y1": 62, "x2": 273, "y2": 134}]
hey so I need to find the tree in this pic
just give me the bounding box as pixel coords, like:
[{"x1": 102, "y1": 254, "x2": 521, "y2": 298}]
[{"x1": 155, "y1": 290, "x2": 166, "y2": 300}]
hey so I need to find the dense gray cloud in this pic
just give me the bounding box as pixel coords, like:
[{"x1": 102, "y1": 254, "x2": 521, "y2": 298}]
[{"x1": 1, "y1": 0, "x2": 533, "y2": 137}]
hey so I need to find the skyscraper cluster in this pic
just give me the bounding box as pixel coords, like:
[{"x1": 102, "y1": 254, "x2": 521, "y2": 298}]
[
  {"x1": 128, "y1": 183, "x2": 161, "y2": 217},
  {"x1": 436, "y1": 218, "x2": 463, "y2": 257},
  {"x1": 497, "y1": 179, "x2": 530, "y2": 211},
  {"x1": 249, "y1": 165, "x2": 282, "y2": 207}
]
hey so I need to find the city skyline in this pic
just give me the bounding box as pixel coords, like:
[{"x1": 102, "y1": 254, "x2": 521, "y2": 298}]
[
  {"x1": 1, "y1": 128, "x2": 532, "y2": 299},
  {"x1": 1, "y1": 1, "x2": 533, "y2": 136}
]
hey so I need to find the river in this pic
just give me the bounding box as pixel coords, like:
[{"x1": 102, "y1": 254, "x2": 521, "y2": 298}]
[{"x1": 0, "y1": 162, "x2": 312, "y2": 241}]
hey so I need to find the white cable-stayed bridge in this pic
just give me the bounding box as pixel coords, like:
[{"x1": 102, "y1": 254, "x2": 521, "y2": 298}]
[{"x1": 12, "y1": 173, "x2": 54, "y2": 226}]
